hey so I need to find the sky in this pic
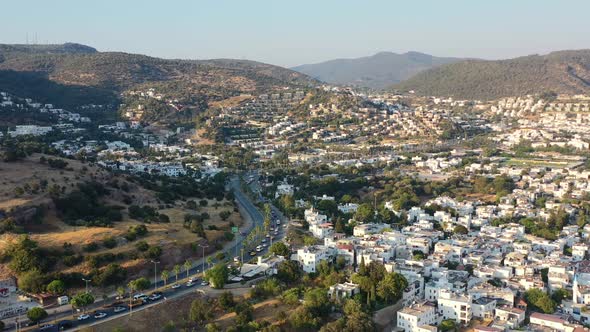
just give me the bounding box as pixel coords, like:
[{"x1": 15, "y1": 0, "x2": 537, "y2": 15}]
[{"x1": 1, "y1": 0, "x2": 589, "y2": 67}]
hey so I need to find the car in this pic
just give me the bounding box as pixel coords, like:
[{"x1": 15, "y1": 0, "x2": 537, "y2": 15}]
[
  {"x1": 276, "y1": 221, "x2": 281, "y2": 225},
  {"x1": 265, "y1": 234, "x2": 270, "y2": 238},
  {"x1": 57, "y1": 320, "x2": 73, "y2": 330},
  {"x1": 171, "y1": 283, "x2": 181, "y2": 289},
  {"x1": 255, "y1": 245, "x2": 262, "y2": 252},
  {"x1": 39, "y1": 324, "x2": 55, "y2": 331},
  {"x1": 201, "y1": 280, "x2": 209, "y2": 286},
  {"x1": 113, "y1": 306, "x2": 127, "y2": 313},
  {"x1": 262, "y1": 238, "x2": 267, "y2": 243},
  {"x1": 186, "y1": 281, "x2": 196, "y2": 287},
  {"x1": 77, "y1": 314, "x2": 90, "y2": 321},
  {"x1": 250, "y1": 251, "x2": 257, "y2": 256},
  {"x1": 262, "y1": 243, "x2": 268, "y2": 248},
  {"x1": 133, "y1": 293, "x2": 148, "y2": 301},
  {"x1": 94, "y1": 312, "x2": 107, "y2": 319},
  {"x1": 233, "y1": 256, "x2": 240, "y2": 263},
  {"x1": 149, "y1": 292, "x2": 163, "y2": 301}
]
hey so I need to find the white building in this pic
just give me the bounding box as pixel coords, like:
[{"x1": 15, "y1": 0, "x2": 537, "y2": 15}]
[
  {"x1": 8, "y1": 125, "x2": 53, "y2": 137},
  {"x1": 397, "y1": 302, "x2": 438, "y2": 332},
  {"x1": 328, "y1": 282, "x2": 360, "y2": 300},
  {"x1": 294, "y1": 245, "x2": 335, "y2": 273},
  {"x1": 438, "y1": 290, "x2": 472, "y2": 324},
  {"x1": 338, "y1": 203, "x2": 359, "y2": 214}
]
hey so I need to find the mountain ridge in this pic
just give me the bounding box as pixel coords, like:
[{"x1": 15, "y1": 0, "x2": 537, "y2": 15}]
[
  {"x1": 393, "y1": 49, "x2": 590, "y2": 100},
  {"x1": 292, "y1": 51, "x2": 464, "y2": 89},
  {"x1": 0, "y1": 43, "x2": 317, "y2": 112}
]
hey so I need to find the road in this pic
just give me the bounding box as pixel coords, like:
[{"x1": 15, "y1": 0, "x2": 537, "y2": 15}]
[{"x1": 5, "y1": 173, "x2": 288, "y2": 332}]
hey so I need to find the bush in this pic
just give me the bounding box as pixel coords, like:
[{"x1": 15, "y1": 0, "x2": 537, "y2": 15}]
[
  {"x1": 102, "y1": 237, "x2": 117, "y2": 249},
  {"x1": 135, "y1": 241, "x2": 149, "y2": 252},
  {"x1": 83, "y1": 242, "x2": 99, "y2": 252},
  {"x1": 146, "y1": 246, "x2": 162, "y2": 259}
]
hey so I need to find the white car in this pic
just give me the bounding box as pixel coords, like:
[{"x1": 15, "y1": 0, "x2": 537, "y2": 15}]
[
  {"x1": 201, "y1": 280, "x2": 209, "y2": 286},
  {"x1": 113, "y1": 306, "x2": 126, "y2": 313},
  {"x1": 171, "y1": 283, "x2": 181, "y2": 289},
  {"x1": 94, "y1": 312, "x2": 107, "y2": 319},
  {"x1": 133, "y1": 293, "x2": 148, "y2": 301},
  {"x1": 255, "y1": 245, "x2": 262, "y2": 252},
  {"x1": 186, "y1": 281, "x2": 196, "y2": 287},
  {"x1": 77, "y1": 314, "x2": 90, "y2": 321}
]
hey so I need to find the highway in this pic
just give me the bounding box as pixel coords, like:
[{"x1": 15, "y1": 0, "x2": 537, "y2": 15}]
[{"x1": 5, "y1": 173, "x2": 287, "y2": 332}]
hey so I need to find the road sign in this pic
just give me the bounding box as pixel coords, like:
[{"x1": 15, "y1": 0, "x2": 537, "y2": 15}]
[{"x1": 232, "y1": 226, "x2": 238, "y2": 234}]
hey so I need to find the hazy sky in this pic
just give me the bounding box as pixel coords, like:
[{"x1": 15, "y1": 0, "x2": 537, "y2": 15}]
[{"x1": 1, "y1": 0, "x2": 588, "y2": 67}]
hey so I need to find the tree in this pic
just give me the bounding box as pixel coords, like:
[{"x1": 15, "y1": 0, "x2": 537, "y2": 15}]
[
  {"x1": 27, "y1": 307, "x2": 48, "y2": 324},
  {"x1": 354, "y1": 204, "x2": 374, "y2": 224},
  {"x1": 343, "y1": 299, "x2": 375, "y2": 332},
  {"x1": 219, "y1": 210, "x2": 231, "y2": 221},
  {"x1": 269, "y1": 242, "x2": 290, "y2": 257},
  {"x1": 263, "y1": 204, "x2": 272, "y2": 232},
  {"x1": 184, "y1": 260, "x2": 192, "y2": 278},
  {"x1": 128, "y1": 277, "x2": 150, "y2": 292},
  {"x1": 439, "y1": 319, "x2": 457, "y2": 332},
  {"x1": 377, "y1": 272, "x2": 408, "y2": 304},
  {"x1": 234, "y1": 301, "x2": 254, "y2": 326},
  {"x1": 303, "y1": 288, "x2": 330, "y2": 317},
  {"x1": 17, "y1": 269, "x2": 45, "y2": 293},
  {"x1": 276, "y1": 260, "x2": 302, "y2": 284},
  {"x1": 173, "y1": 264, "x2": 181, "y2": 283},
  {"x1": 205, "y1": 263, "x2": 228, "y2": 289},
  {"x1": 116, "y1": 286, "x2": 126, "y2": 299},
  {"x1": 524, "y1": 288, "x2": 556, "y2": 313},
  {"x1": 218, "y1": 291, "x2": 235, "y2": 310},
  {"x1": 46, "y1": 280, "x2": 66, "y2": 295},
  {"x1": 288, "y1": 306, "x2": 320, "y2": 329},
  {"x1": 190, "y1": 298, "x2": 213, "y2": 325},
  {"x1": 453, "y1": 225, "x2": 468, "y2": 235},
  {"x1": 552, "y1": 288, "x2": 571, "y2": 304},
  {"x1": 161, "y1": 270, "x2": 170, "y2": 287},
  {"x1": 71, "y1": 293, "x2": 95, "y2": 311}
]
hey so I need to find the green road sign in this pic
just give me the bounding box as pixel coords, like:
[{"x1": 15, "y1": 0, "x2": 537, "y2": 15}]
[{"x1": 232, "y1": 227, "x2": 238, "y2": 234}]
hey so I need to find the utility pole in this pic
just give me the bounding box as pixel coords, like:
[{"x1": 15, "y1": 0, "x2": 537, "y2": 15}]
[
  {"x1": 82, "y1": 278, "x2": 91, "y2": 294},
  {"x1": 151, "y1": 260, "x2": 159, "y2": 292},
  {"x1": 199, "y1": 244, "x2": 209, "y2": 276}
]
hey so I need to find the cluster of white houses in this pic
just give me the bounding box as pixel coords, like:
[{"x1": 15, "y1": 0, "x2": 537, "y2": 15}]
[{"x1": 287, "y1": 174, "x2": 590, "y2": 331}]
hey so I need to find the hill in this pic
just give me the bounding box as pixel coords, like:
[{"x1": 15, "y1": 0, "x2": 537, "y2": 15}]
[
  {"x1": 393, "y1": 50, "x2": 590, "y2": 100},
  {"x1": 0, "y1": 43, "x2": 316, "y2": 111},
  {"x1": 291, "y1": 51, "x2": 463, "y2": 89}
]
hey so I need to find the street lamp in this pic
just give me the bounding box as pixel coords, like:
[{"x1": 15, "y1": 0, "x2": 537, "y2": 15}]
[
  {"x1": 82, "y1": 278, "x2": 91, "y2": 294},
  {"x1": 198, "y1": 244, "x2": 209, "y2": 276},
  {"x1": 151, "y1": 260, "x2": 160, "y2": 292}
]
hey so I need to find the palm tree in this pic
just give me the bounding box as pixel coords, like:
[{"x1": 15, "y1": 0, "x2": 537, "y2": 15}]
[
  {"x1": 128, "y1": 282, "x2": 136, "y2": 316},
  {"x1": 116, "y1": 286, "x2": 126, "y2": 299},
  {"x1": 161, "y1": 270, "x2": 169, "y2": 287},
  {"x1": 184, "y1": 260, "x2": 191, "y2": 278},
  {"x1": 173, "y1": 265, "x2": 181, "y2": 283}
]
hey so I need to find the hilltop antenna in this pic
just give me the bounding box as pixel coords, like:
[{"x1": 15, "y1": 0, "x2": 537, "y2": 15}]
[{"x1": 26, "y1": 32, "x2": 29, "y2": 44}]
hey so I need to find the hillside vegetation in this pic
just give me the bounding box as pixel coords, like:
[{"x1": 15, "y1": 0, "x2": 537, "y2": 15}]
[
  {"x1": 393, "y1": 50, "x2": 590, "y2": 99},
  {"x1": 0, "y1": 43, "x2": 316, "y2": 110}
]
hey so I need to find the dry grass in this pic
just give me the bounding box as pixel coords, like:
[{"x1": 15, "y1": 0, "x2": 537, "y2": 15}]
[{"x1": 0, "y1": 154, "x2": 244, "y2": 280}]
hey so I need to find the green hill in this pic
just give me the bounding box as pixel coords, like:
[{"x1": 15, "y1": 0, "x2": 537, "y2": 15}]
[
  {"x1": 393, "y1": 50, "x2": 590, "y2": 100},
  {"x1": 0, "y1": 43, "x2": 316, "y2": 109}
]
